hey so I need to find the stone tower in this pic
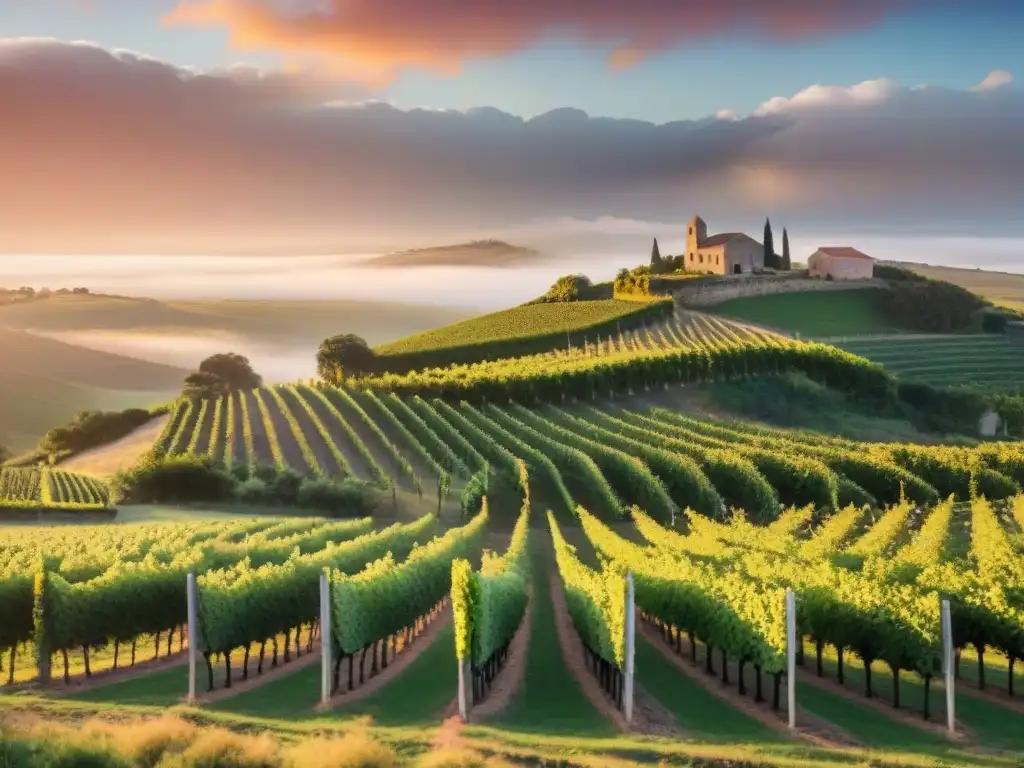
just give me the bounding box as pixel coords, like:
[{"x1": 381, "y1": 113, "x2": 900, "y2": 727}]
[{"x1": 686, "y1": 215, "x2": 707, "y2": 256}]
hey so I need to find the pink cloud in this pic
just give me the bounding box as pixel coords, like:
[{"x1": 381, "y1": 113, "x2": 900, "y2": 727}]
[{"x1": 163, "y1": 0, "x2": 912, "y2": 78}]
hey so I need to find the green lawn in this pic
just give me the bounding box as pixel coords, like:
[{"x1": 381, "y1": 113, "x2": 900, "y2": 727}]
[
  {"x1": 634, "y1": 635, "x2": 782, "y2": 743},
  {"x1": 710, "y1": 288, "x2": 898, "y2": 337}
]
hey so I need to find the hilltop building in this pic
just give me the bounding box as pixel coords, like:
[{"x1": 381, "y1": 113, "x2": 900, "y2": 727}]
[
  {"x1": 685, "y1": 216, "x2": 764, "y2": 275},
  {"x1": 808, "y1": 247, "x2": 874, "y2": 280}
]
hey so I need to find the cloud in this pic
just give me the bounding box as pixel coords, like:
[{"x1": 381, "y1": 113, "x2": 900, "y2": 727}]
[
  {"x1": 974, "y1": 69, "x2": 1014, "y2": 91},
  {"x1": 163, "y1": 0, "x2": 911, "y2": 78},
  {"x1": 1, "y1": 38, "x2": 1023, "y2": 253}
]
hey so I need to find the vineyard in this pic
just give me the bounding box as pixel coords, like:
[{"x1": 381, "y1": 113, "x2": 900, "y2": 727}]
[
  {"x1": 154, "y1": 380, "x2": 1024, "y2": 526},
  {"x1": 836, "y1": 334, "x2": 1024, "y2": 392},
  {"x1": 372, "y1": 297, "x2": 674, "y2": 372},
  {"x1": 0, "y1": 466, "x2": 112, "y2": 512}
]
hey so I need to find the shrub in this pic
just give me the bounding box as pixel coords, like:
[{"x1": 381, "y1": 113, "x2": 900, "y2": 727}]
[
  {"x1": 235, "y1": 477, "x2": 271, "y2": 504},
  {"x1": 40, "y1": 408, "x2": 155, "y2": 456},
  {"x1": 880, "y1": 277, "x2": 983, "y2": 332},
  {"x1": 296, "y1": 476, "x2": 379, "y2": 516},
  {"x1": 110, "y1": 454, "x2": 236, "y2": 504},
  {"x1": 982, "y1": 311, "x2": 1009, "y2": 334},
  {"x1": 542, "y1": 274, "x2": 591, "y2": 303}
]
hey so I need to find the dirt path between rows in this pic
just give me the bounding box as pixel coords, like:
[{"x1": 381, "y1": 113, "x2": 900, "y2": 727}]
[
  {"x1": 638, "y1": 621, "x2": 851, "y2": 748},
  {"x1": 319, "y1": 602, "x2": 453, "y2": 712},
  {"x1": 469, "y1": 593, "x2": 533, "y2": 721},
  {"x1": 547, "y1": 575, "x2": 682, "y2": 736}
]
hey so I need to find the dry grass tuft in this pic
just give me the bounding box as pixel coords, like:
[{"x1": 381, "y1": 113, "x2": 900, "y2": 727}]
[
  {"x1": 283, "y1": 731, "x2": 398, "y2": 768},
  {"x1": 416, "y1": 747, "x2": 516, "y2": 768}
]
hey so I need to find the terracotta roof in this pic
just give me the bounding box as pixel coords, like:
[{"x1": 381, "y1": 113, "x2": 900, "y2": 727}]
[
  {"x1": 817, "y1": 246, "x2": 872, "y2": 260},
  {"x1": 699, "y1": 232, "x2": 753, "y2": 248}
]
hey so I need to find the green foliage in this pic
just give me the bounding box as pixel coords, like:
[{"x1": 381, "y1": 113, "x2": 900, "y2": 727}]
[
  {"x1": 459, "y1": 463, "x2": 489, "y2": 518},
  {"x1": 781, "y1": 229, "x2": 791, "y2": 271},
  {"x1": 365, "y1": 335, "x2": 895, "y2": 407},
  {"x1": 317, "y1": 334, "x2": 377, "y2": 385},
  {"x1": 0, "y1": 467, "x2": 111, "y2": 513},
  {"x1": 880, "y1": 276, "x2": 984, "y2": 332},
  {"x1": 110, "y1": 454, "x2": 236, "y2": 505},
  {"x1": 548, "y1": 510, "x2": 626, "y2": 667},
  {"x1": 763, "y1": 219, "x2": 775, "y2": 270},
  {"x1": 613, "y1": 266, "x2": 653, "y2": 296},
  {"x1": 541, "y1": 274, "x2": 592, "y2": 303},
  {"x1": 182, "y1": 370, "x2": 230, "y2": 401},
  {"x1": 452, "y1": 460, "x2": 530, "y2": 669},
  {"x1": 40, "y1": 408, "x2": 155, "y2": 456},
  {"x1": 331, "y1": 502, "x2": 487, "y2": 655},
  {"x1": 373, "y1": 299, "x2": 672, "y2": 373},
  {"x1": 198, "y1": 352, "x2": 263, "y2": 391}
]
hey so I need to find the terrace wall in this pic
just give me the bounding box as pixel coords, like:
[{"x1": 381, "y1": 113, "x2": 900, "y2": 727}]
[{"x1": 662, "y1": 272, "x2": 888, "y2": 307}]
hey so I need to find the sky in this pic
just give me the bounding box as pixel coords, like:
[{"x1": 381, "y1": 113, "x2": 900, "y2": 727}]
[{"x1": 1, "y1": 0, "x2": 1023, "y2": 255}]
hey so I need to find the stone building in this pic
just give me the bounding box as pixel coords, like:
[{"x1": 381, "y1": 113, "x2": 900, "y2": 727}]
[
  {"x1": 808, "y1": 247, "x2": 875, "y2": 280},
  {"x1": 685, "y1": 215, "x2": 764, "y2": 275}
]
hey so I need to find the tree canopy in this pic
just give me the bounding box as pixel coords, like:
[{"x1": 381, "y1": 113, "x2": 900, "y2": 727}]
[
  {"x1": 198, "y1": 353, "x2": 262, "y2": 391},
  {"x1": 317, "y1": 334, "x2": 377, "y2": 385},
  {"x1": 183, "y1": 370, "x2": 232, "y2": 400},
  {"x1": 543, "y1": 274, "x2": 592, "y2": 303}
]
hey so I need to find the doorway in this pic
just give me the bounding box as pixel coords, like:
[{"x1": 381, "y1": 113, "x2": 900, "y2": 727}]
[{"x1": 733, "y1": 264, "x2": 742, "y2": 275}]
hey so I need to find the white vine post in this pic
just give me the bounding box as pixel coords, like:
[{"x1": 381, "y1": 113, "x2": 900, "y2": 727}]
[
  {"x1": 941, "y1": 598, "x2": 955, "y2": 733},
  {"x1": 623, "y1": 572, "x2": 636, "y2": 725},
  {"x1": 319, "y1": 571, "x2": 332, "y2": 706},
  {"x1": 786, "y1": 587, "x2": 797, "y2": 729},
  {"x1": 186, "y1": 572, "x2": 198, "y2": 704}
]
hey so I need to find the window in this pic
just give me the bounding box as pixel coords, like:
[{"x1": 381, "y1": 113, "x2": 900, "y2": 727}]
[
  {"x1": 698, "y1": 253, "x2": 704, "y2": 264},
  {"x1": 716, "y1": 255, "x2": 720, "y2": 265},
  {"x1": 688, "y1": 227, "x2": 693, "y2": 236}
]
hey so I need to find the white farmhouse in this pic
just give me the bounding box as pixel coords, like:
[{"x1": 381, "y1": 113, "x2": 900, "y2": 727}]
[{"x1": 807, "y1": 247, "x2": 874, "y2": 280}]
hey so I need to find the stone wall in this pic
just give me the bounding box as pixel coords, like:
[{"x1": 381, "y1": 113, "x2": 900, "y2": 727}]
[{"x1": 662, "y1": 272, "x2": 888, "y2": 306}]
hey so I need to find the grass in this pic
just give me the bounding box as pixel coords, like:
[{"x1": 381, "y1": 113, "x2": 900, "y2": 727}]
[
  {"x1": 633, "y1": 635, "x2": 782, "y2": 743},
  {"x1": 490, "y1": 547, "x2": 614, "y2": 737},
  {"x1": 373, "y1": 299, "x2": 672, "y2": 372},
  {"x1": 709, "y1": 288, "x2": 899, "y2": 337},
  {"x1": 807, "y1": 639, "x2": 1024, "y2": 752},
  {"x1": 894, "y1": 263, "x2": 1024, "y2": 313},
  {"x1": 838, "y1": 335, "x2": 1024, "y2": 392},
  {"x1": 707, "y1": 374, "x2": 934, "y2": 443}
]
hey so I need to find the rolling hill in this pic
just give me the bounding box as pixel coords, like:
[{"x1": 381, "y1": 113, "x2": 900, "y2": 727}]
[
  {"x1": 362, "y1": 239, "x2": 541, "y2": 268},
  {"x1": 0, "y1": 329, "x2": 187, "y2": 452},
  {"x1": 891, "y1": 261, "x2": 1024, "y2": 312}
]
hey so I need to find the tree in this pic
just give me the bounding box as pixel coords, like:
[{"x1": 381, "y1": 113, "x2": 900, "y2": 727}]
[
  {"x1": 763, "y1": 219, "x2": 776, "y2": 269},
  {"x1": 183, "y1": 371, "x2": 231, "y2": 400},
  {"x1": 781, "y1": 228, "x2": 791, "y2": 271},
  {"x1": 544, "y1": 274, "x2": 591, "y2": 302},
  {"x1": 650, "y1": 238, "x2": 665, "y2": 274},
  {"x1": 317, "y1": 334, "x2": 377, "y2": 385},
  {"x1": 198, "y1": 353, "x2": 262, "y2": 391}
]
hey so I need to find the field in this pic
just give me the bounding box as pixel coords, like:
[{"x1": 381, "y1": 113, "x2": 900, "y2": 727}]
[
  {"x1": 0, "y1": 328, "x2": 185, "y2": 452},
  {"x1": 372, "y1": 298, "x2": 674, "y2": 372},
  {"x1": 893, "y1": 262, "x2": 1024, "y2": 312},
  {"x1": 837, "y1": 335, "x2": 1024, "y2": 392},
  {"x1": 3, "y1": 394, "x2": 1024, "y2": 765},
  {"x1": 5, "y1": 282, "x2": 1024, "y2": 766},
  {"x1": 0, "y1": 295, "x2": 472, "y2": 453},
  {"x1": 708, "y1": 287, "x2": 899, "y2": 337},
  {"x1": 0, "y1": 465, "x2": 113, "y2": 513}
]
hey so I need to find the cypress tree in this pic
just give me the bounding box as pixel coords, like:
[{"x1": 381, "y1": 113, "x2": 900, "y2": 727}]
[
  {"x1": 650, "y1": 238, "x2": 664, "y2": 274},
  {"x1": 763, "y1": 219, "x2": 775, "y2": 269},
  {"x1": 782, "y1": 228, "x2": 792, "y2": 270}
]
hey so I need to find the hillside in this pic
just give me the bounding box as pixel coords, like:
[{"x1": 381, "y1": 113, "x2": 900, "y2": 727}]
[
  {"x1": 708, "y1": 287, "x2": 898, "y2": 337},
  {"x1": 0, "y1": 293, "x2": 473, "y2": 346},
  {"x1": 891, "y1": 261, "x2": 1024, "y2": 312},
  {"x1": 0, "y1": 329, "x2": 186, "y2": 452},
  {"x1": 373, "y1": 298, "x2": 675, "y2": 372},
  {"x1": 362, "y1": 239, "x2": 541, "y2": 268}
]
